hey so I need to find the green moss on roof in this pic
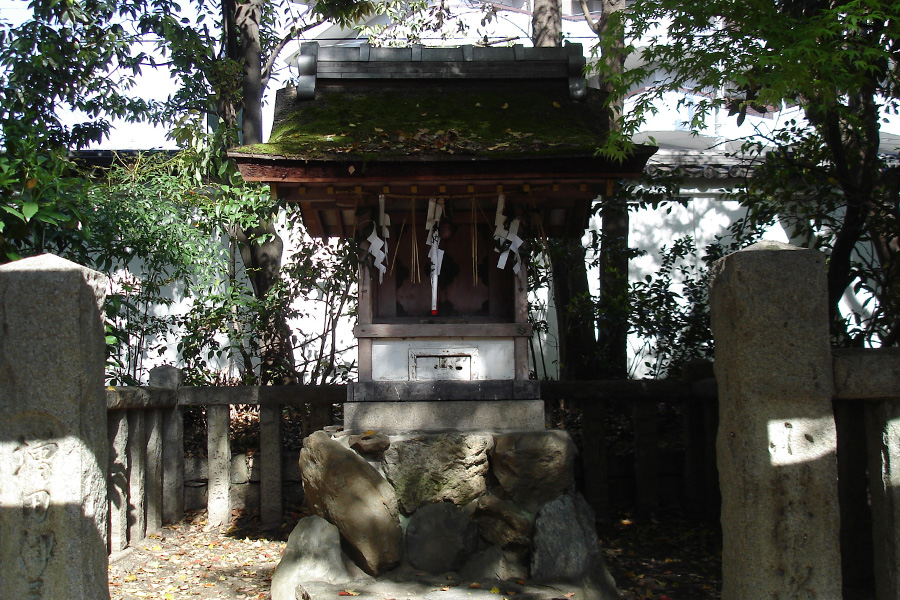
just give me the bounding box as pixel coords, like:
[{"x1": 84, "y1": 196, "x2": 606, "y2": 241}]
[{"x1": 235, "y1": 87, "x2": 609, "y2": 160}]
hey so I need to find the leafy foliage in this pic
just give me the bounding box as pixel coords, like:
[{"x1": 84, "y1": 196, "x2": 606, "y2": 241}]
[
  {"x1": 86, "y1": 135, "x2": 358, "y2": 386},
  {"x1": 311, "y1": 0, "x2": 376, "y2": 29},
  {"x1": 1, "y1": 0, "x2": 378, "y2": 384},
  {"x1": 87, "y1": 151, "x2": 232, "y2": 384},
  {"x1": 357, "y1": 0, "x2": 470, "y2": 46},
  {"x1": 629, "y1": 236, "x2": 713, "y2": 378},
  {"x1": 176, "y1": 222, "x2": 358, "y2": 386},
  {"x1": 596, "y1": 0, "x2": 900, "y2": 347},
  {"x1": 595, "y1": 0, "x2": 899, "y2": 153},
  {"x1": 0, "y1": 141, "x2": 92, "y2": 262},
  {"x1": 0, "y1": 0, "x2": 173, "y2": 151}
]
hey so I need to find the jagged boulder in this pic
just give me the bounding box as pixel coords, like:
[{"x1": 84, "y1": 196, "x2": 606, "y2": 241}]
[
  {"x1": 300, "y1": 431, "x2": 403, "y2": 575},
  {"x1": 470, "y1": 495, "x2": 533, "y2": 559},
  {"x1": 531, "y1": 494, "x2": 619, "y2": 600},
  {"x1": 491, "y1": 431, "x2": 576, "y2": 513},
  {"x1": 382, "y1": 433, "x2": 492, "y2": 514},
  {"x1": 406, "y1": 502, "x2": 479, "y2": 574},
  {"x1": 271, "y1": 516, "x2": 368, "y2": 600}
]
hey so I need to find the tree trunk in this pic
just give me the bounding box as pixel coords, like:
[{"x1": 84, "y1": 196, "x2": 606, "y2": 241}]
[
  {"x1": 596, "y1": 196, "x2": 629, "y2": 378},
  {"x1": 532, "y1": 0, "x2": 598, "y2": 381},
  {"x1": 532, "y1": 0, "x2": 561, "y2": 47},
  {"x1": 234, "y1": 223, "x2": 295, "y2": 385},
  {"x1": 227, "y1": 0, "x2": 294, "y2": 384},
  {"x1": 591, "y1": 0, "x2": 630, "y2": 378},
  {"x1": 551, "y1": 240, "x2": 598, "y2": 379},
  {"x1": 235, "y1": 0, "x2": 264, "y2": 146}
]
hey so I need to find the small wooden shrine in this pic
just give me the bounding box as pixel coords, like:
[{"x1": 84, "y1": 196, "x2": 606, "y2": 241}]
[{"x1": 230, "y1": 42, "x2": 654, "y2": 431}]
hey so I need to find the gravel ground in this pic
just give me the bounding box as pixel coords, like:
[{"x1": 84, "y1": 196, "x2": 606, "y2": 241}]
[{"x1": 108, "y1": 507, "x2": 721, "y2": 600}]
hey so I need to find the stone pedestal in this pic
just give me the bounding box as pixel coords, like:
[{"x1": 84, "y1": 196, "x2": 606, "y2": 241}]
[
  {"x1": 344, "y1": 400, "x2": 545, "y2": 433},
  {"x1": 0, "y1": 255, "x2": 110, "y2": 600},
  {"x1": 709, "y1": 242, "x2": 841, "y2": 600}
]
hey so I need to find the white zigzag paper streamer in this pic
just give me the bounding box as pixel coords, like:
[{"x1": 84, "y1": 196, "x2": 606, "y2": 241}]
[
  {"x1": 426, "y1": 198, "x2": 445, "y2": 313},
  {"x1": 493, "y1": 194, "x2": 524, "y2": 278},
  {"x1": 366, "y1": 226, "x2": 387, "y2": 283},
  {"x1": 366, "y1": 195, "x2": 392, "y2": 284}
]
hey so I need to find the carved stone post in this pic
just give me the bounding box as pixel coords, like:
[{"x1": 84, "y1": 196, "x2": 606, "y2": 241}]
[
  {"x1": 709, "y1": 242, "x2": 841, "y2": 600},
  {"x1": 0, "y1": 255, "x2": 110, "y2": 599}
]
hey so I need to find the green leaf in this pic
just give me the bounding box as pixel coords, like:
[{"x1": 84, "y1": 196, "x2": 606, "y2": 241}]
[
  {"x1": 1, "y1": 205, "x2": 25, "y2": 221},
  {"x1": 22, "y1": 202, "x2": 39, "y2": 222}
]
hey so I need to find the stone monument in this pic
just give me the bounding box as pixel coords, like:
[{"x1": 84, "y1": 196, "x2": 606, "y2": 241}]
[
  {"x1": 0, "y1": 254, "x2": 110, "y2": 600},
  {"x1": 709, "y1": 242, "x2": 842, "y2": 600}
]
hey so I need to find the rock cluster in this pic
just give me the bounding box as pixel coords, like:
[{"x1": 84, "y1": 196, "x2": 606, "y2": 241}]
[{"x1": 275, "y1": 429, "x2": 618, "y2": 600}]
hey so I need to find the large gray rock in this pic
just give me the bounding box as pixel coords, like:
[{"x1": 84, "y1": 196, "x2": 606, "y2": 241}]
[
  {"x1": 491, "y1": 431, "x2": 576, "y2": 514},
  {"x1": 709, "y1": 242, "x2": 842, "y2": 600},
  {"x1": 271, "y1": 516, "x2": 369, "y2": 600},
  {"x1": 406, "y1": 502, "x2": 479, "y2": 575},
  {"x1": 531, "y1": 494, "x2": 618, "y2": 600},
  {"x1": 470, "y1": 495, "x2": 532, "y2": 559},
  {"x1": 382, "y1": 433, "x2": 492, "y2": 514},
  {"x1": 0, "y1": 255, "x2": 110, "y2": 600},
  {"x1": 300, "y1": 431, "x2": 403, "y2": 576}
]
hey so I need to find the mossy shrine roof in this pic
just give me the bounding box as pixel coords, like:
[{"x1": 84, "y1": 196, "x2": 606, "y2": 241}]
[{"x1": 229, "y1": 43, "x2": 655, "y2": 238}]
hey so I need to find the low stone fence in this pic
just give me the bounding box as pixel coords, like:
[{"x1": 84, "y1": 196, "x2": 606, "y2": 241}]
[
  {"x1": 105, "y1": 375, "x2": 722, "y2": 553},
  {"x1": 104, "y1": 380, "x2": 342, "y2": 553},
  {"x1": 832, "y1": 348, "x2": 900, "y2": 600}
]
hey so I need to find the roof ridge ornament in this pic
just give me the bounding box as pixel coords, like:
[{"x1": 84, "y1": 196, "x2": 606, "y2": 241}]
[
  {"x1": 286, "y1": 42, "x2": 588, "y2": 101},
  {"x1": 286, "y1": 42, "x2": 319, "y2": 100}
]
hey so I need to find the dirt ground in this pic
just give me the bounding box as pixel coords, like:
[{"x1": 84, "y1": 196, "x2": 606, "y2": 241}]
[
  {"x1": 108, "y1": 511, "x2": 288, "y2": 600},
  {"x1": 108, "y1": 508, "x2": 721, "y2": 600}
]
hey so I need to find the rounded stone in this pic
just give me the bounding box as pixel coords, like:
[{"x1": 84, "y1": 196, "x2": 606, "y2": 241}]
[{"x1": 405, "y1": 502, "x2": 479, "y2": 574}]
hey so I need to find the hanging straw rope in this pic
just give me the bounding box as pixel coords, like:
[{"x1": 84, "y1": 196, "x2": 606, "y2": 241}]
[
  {"x1": 527, "y1": 187, "x2": 552, "y2": 263},
  {"x1": 471, "y1": 194, "x2": 479, "y2": 286},
  {"x1": 389, "y1": 215, "x2": 405, "y2": 276},
  {"x1": 409, "y1": 196, "x2": 421, "y2": 284}
]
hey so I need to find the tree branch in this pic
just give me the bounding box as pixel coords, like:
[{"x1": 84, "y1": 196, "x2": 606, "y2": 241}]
[
  {"x1": 578, "y1": 0, "x2": 600, "y2": 34},
  {"x1": 261, "y1": 19, "x2": 326, "y2": 91}
]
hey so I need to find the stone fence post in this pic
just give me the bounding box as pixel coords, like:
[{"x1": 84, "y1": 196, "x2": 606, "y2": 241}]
[
  {"x1": 149, "y1": 365, "x2": 185, "y2": 525},
  {"x1": 709, "y1": 242, "x2": 842, "y2": 600},
  {"x1": 0, "y1": 255, "x2": 111, "y2": 599}
]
